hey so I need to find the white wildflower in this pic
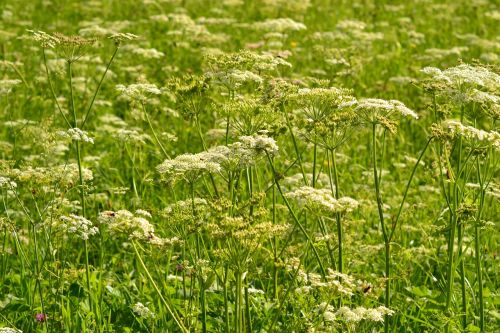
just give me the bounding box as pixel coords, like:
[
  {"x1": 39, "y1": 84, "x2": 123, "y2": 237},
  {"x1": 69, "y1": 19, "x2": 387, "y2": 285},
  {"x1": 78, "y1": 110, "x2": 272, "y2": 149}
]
[
  {"x1": 58, "y1": 128, "x2": 94, "y2": 144},
  {"x1": 108, "y1": 32, "x2": 139, "y2": 44},
  {"x1": 347, "y1": 98, "x2": 418, "y2": 120},
  {"x1": 29, "y1": 30, "x2": 60, "y2": 48},
  {"x1": 0, "y1": 177, "x2": 17, "y2": 189},
  {"x1": 116, "y1": 83, "x2": 161, "y2": 102},
  {"x1": 441, "y1": 120, "x2": 500, "y2": 150},
  {"x1": 287, "y1": 186, "x2": 358, "y2": 213},
  {"x1": 0, "y1": 328, "x2": 23, "y2": 333},
  {"x1": 253, "y1": 18, "x2": 307, "y2": 32},
  {"x1": 56, "y1": 214, "x2": 99, "y2": 240},
  {"x1": 0, "y1": 79, "x2": 22, "y2": 95},
  {"x1": 421, "y1": 64, "x2": 500, "y2": 91},
  {"x1": 239, "y1": 133, "x2": 279, "y2": 156},
  {"x1": 132, "y1": 302, "x2": 155, "y2": 319},
  {"x1": 157, "y1": 151, "x2": 222, "y2": 183}
]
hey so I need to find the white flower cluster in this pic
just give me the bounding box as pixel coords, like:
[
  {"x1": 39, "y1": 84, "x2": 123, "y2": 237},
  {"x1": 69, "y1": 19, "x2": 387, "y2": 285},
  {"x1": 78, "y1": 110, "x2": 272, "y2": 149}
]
[
  {"x1": 0, "y1": 79, "x2": 22, "y2": 95},
  {"x1": 296, "y1": 269, "x2": 357, "y2": 296},
  {"x1": 0, "y1": 176, "x2": 17, "y2": 189},
  {"x1": 0, "y1": 328, "x2": 23, "y2": 333},
  {"x1": 116, "y1": 83, "x2": 161, "y2": 102},
  {"x1": 29, "y1": 30, "x2": 59, "y2": 48},
  {"x1": 157, "y1": 134, "x2": 278, "y2": 181},
  {"x1": 98, "y1": 209, "x2": 153, "y2": 240},
  {"x1": 163, "y1": 198, "x2": 208, "y2": 214},
  {"x1": 320, "y1": 304, "x2": 394, "y2": 323},
  {"x1": 157, "y1": 151, "x2": 222, "y2": 183},
  {"x1": 205, "y1": 50, "x2": 292, "y2": 89},
  {"x1": 55, "y1": 214, "x2": 99, "y2": 240},
  {"x1": 132, "y1": 302, "x2": 156, "y2": 319},
  {"x1": 122, "y1": 45, "x2": 164, "y2": 59},
  {"x1": 421, "y1": 64, "x2": 499, "y2": 90},
  {"x1": 8, "y1": 164, "x2": 93, "y2": 187},
  {"x1": 239, "y1": 133, "x2": 279, "y2": 156},
  {"x1": 344, "y1": 98, "x2": 419, "y2": 120},
  {"x1": 441, "y1": 120, "x2": 500, "y2": 151},
  {"x1": 58, "y1": 128, "x2": 94, "y2": 144},
  {"x1": 287, "y1": 186, "x2": 359, "y2": 213},
  {"x1": 108, "y1": 32, "x2": 139, "y2": 43},
  {"x1": 252, "y1": 18, "x2": 307, "y2": 32},
  {"x1": 209, "y1": 69, "x2": 263, "y2": 89},
  {"x1": 98, "y1": 210, "x2": 182, "y2": 246}
]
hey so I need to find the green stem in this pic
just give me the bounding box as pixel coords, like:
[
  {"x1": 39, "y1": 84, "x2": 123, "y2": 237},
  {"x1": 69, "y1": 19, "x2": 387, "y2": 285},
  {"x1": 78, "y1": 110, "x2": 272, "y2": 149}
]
[
  {"x1": 475, "y1": 158, "x2": 485, "y2": 331},
  {"x1": 312, "y1": 143, "x2": 317, "y2": 187},
  {"x1": 81, "y1": 46, "x2": 118, "y2": 129},
  {"x1": 266, "y1": 154, "x2": 326, "y2": 278},
  {"x1": 141, "y1": 102, "x2": 170, "y2": 158},
  {"x1": 131, "y1": 241, "x2": 188, "y2": 333},
  {"x1": 43, "y1": 49, "x2": 71, "y2": 128},
  {"x1": 389, "y1": 137, "x2": 432, "y2": 241},
  {"x1": 371, "y1": 124, "x2": 390, "y2": 333}
]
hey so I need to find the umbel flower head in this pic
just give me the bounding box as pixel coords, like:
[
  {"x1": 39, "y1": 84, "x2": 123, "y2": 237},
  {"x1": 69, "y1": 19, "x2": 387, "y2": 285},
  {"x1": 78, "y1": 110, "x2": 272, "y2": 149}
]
[
  {"x1": 108, "y1": 32, "x2": 139, "y2": 46},
  {"x1": 421, "y1": 64, "x2": 499, "y2": 92},
  {"x1": 132, "y1": 302, "x2": 156, "y2": 319},
  {"x1": 157, "y1": 133, "x2": 278, "y2": 182},
  {"x1": 205, "y1": 133, "x2": 279, "y2": 172},
  {"x1": 341, "y1": 98, "x2": 418, "y2": 134},
  {"x1": 421, "y1": 64, "x2": 500, "y2": 119},
  {"x1": 53, "y1": 214, "x2": 98, "y2": 240},
  {"x1": 116, "y1": 83, "x2": 161, "y2": 103},
  {"x1": 0, "y1": 79, "x2": 22, "y2": 95},
  {"x1": 287, "y1": 186, "x2": 359, "y2": 214},
  {"x1": 432, "y1": 120, "x2": 500, "y2": 151},
  {"x1": 29, "y1": 30, "x2": 96, "y2": 62},
  {"x1": 156, "y1": 151, "x2": 222, "y2": 184},
  {"x1": 205, "y1": 50, "x2": 291, "y2": 90},
  {"x1": 58, "y1": 128, "x2": 94, "y2": 144},
  {"x1": 287, "y1": 86, "x2": 357, "y2": 149},
  {"x1": 98, "y1": 209, "x2": 182, "y2": 246}
]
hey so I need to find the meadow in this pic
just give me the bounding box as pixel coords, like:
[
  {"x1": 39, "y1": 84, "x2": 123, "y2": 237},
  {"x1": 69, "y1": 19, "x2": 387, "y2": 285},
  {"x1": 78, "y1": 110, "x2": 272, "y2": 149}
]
[{"x1": 0, "y1": 0, "x2": 499, "y2": 332}]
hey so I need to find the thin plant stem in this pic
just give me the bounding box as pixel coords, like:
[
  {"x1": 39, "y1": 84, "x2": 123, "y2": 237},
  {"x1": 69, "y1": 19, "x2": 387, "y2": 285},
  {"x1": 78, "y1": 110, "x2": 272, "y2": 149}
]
[
  {"x1": 43, "y1": 49, "x2": 71, "y2": 128},
  {"x1": 131, "y1": 241, "x2": 188, "y2": 333},
  {"x1": 475, "y1": 157, "x2": 485, "y2": 331},
  {"x1": 81, "y1": 46, "x2": 119, "y2": 129},
  {"x1": 141, "y1": 101, "x2": 170, "y2": 158},
  {"x1": 371, "y1": 124, "x2": 390, "y2": 333},
  {"x1": 266, "y1": 153, "x2": 327, "y2": 278}
]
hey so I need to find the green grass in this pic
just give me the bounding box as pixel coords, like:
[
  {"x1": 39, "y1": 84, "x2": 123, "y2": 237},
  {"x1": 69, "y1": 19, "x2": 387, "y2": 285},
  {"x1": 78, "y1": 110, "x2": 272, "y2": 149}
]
[{"x1": 0, "y1": 0, "x2": 498, "y2": 332}]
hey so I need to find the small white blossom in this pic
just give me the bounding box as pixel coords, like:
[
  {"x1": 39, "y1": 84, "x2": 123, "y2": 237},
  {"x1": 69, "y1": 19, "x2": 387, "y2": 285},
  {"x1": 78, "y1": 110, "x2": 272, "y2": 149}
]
[
  {"x1": 287, "y1": 186, "x2": 359, "y2": 213},
  {"x1": 157, "y1": 151, "x2": 222, "y2": 183},
  {"x1": 0, "y1": 328, "x2": 23, "y2": 333},
  {"x1": 116, "y1": 83, "x2": 161, "y2": 102},
  {"x1": 132, "y1": 302, "x2": 155, "y2": 319},
  {"x1": 58, "y1": 128, "x2": 94, "y2": 144},
  {"x1": 0, "y1": 79, "x2": 22, "y2": 95},
  {"x1": 55, "y1": 214, "x2": 98, "y2": 240},
  {"x1": 0, "y1": 177, "x2": 17, "y2": 189}
]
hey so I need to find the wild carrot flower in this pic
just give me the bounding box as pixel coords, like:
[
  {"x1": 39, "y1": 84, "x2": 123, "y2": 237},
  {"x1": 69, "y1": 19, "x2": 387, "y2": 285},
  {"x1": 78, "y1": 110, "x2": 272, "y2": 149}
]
[
  {"x1": 54, "y1": 214, "x2": 99, "y2": 240},
  {"x1": 58, "y1": 128, "x2": 94, "y2": 144},
  {"x1": 0, "y1": 79, "x2": 22, "y2": 95},
  {"x1": 28, "y1": 30, "x2": 59, "y2": 48},
  {"x1": 132, "y1": 302, "x2": 156, "y2": 319},
  {"x1": 433, "y1": 120, "x2": 500, "y2": 151},
  {"x1": 116, "y1": 83, "x2": 161, "y2": 102},
  {"x1": 156, "y1": 151, "x2": 222, "y2": 183},
  {"x1": 287, "y1": 186, "x2": 359, "y2": 214}
]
